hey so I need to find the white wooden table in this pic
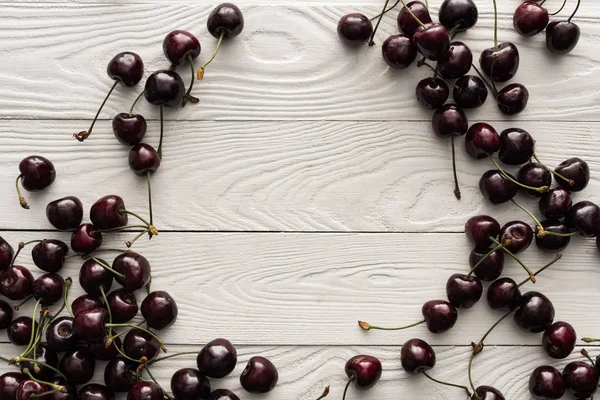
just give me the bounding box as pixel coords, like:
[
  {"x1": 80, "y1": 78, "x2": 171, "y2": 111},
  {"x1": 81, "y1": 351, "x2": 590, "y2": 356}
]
[{"x1": 1, "y1": 1, "x2": 599, "y2": 398}]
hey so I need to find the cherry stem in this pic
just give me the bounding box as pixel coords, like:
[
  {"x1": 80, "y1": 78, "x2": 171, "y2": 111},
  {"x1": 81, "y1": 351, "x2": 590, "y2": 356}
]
[
  {"x1": 19, "y1": 360, "x2": 67, "y2": 382},
  {"x1": 147, "y1": 172, "x2": 154, "y2": 226},
  {"x1": 490, "y1": 157, "x2": 549, "y2": 193},
  {"x1": 582, "y1": 337, "x2": 600, "y2": 343},
  {"x1": 511, "y1": 199, "x2": 544, "y2": 229},
  {"x1": 489, "y1": 56, "x2": 499, "y2": 93},
  {"x1": 358, "y1": 319, "x2": 426, "y2": 331},
  {"x1": 421, "y1": 371, "x2": 471, "y2": 397},
  {"x1": 315, "y1": 385, "x2": 330, "y2": 400},
  {"x1": 466, "y1": 243, "x2": 504, "y2": 278},
  {"x1": 198, "y1": 32, "x2": 225, "y2": 80},
  {"x1": 99, "y1": 286, "x2": 113, "y2": 337},
  {"x1": 147, "y1": 351, "x2": 200, "y2": 366},
  {"x1": 492, "y1": 0, "x2": 498, "y2": 49},
  {"x1": 126, "y1": 229, "x2": 150, "y2": 248},
  {"x1": 550, "y1": 0, "x2": 568, "y2": 15},
  {"x1": 93, "y1": 225, "x2": 149, "y2": 234},
  {"x1": 517, "y1": 253, "x2": 562, "y2": 287},
  {"x1": 539, "y1": 0, "x2": 547, "y2": 5},
  {"x1": 398, "y1": 0, "x2": 427, "y2": 28},
  {"x1": 54, "y1": 277, "x2": 72, "y2": 319},
  {"x1": 145, "y1": 366, "x2": 175, "y2": 400},
  {"x1": 182, "y1": 55, "x2": 200, "y2": 107},
  {"x1": 157, "y1": 105, "x2": 164, "y2": 159},
  {"x1": 369, "y1": 0, "x2": 391, "y2": 46},
  {"x1": 16, "y1": 175, "x2": 30, "y2": 209},
  {"x1": 451, "y1": 137, "x2": 462, "y2": 200},
  {"x1": 489, "y1": 237, "x2": 537, "y2": 282},
  {"x1": 31, "y1": 390, "x2": 58, "y2": 398},
  {"x1": 22, "y1": 368, "x2": 66, "y2": 393},
  {"x1": 105, "y1": 324, "x2": 166, "y2": 352},
  {"x1": 418, "y1": 61, "x2": 458, "y2": 89},
  {"x1": 120, "y1": 209, "x2": 152, "y2": 228},
  {"x1": 511, "y1": 199, "x2": 577, "y2": 239},
  {"x1": 8, "y1": 240, "x2": 40, "y2": 273},
  {"x1": 20, "y1": 299, "x2": 42, "y2": 358},
  {"x1": 370, "y1": 0, "x2": 400, "y2": 21},
  {"x1": 568, "y1": 0, "x2": 581, "y2": 22},
  {"x1": 471, "y1": 64, "x2": 497, "y2": 96},
  {"x1": 75, "y1": 80, "x2": 119, "y2": 142},
  {"x1": 342, "y1": 377, "x2": 355, "y2": 400},
  {"x1": 129, "y1": 91, "x2": 144, "y2": 117},
  {"x1": 87, "y1": 255, "x2": 125, "y2": 279},
  {"x1": 580, "y1": 349, "x2": 596, "y2": 367},
  {"x1": 0, "y1": 355, "x2": 11, "y2": 363},
  {"x1": 532, "y1": 154, "x2": 574, "y2": 186},
  {"x1": 13, "y1": 296, "x2": 33, "y2": 311},
  {"x1": 113, "y1": 341, "x2": 142, "y2": 363}
]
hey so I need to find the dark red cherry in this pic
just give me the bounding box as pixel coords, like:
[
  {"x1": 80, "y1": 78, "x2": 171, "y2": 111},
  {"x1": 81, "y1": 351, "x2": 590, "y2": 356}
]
[
  {"x1": 240, "y1": 357, "x2": 278, "y2": 394},
  {"x1": 128, "y1": 144, "x2": 161, "y2": 176},
  {"x1": 479, "y1": 170, "x2": 519, "y2": 204},
  {"x1": 382, "y1": 34, "x2": 417, "y2": 69},
  {"x1": 127, "y1": 382, "x2": 163, "y2": 400},
  {"x1": 518, "y1": 163, "x2": 551, "y2": 196},
  {"x1": 497, "y1": 83, "x2": 529, "y2": 115},
  {"x1": 73, "y1": 307, "x2": 109, "y2": 343},
  {"x1": 539, "y1": 188, "x2": 572, "y2": 220},
  {"x1": 453, "y1": 75, "x2": 488, "y2": 109},
  {"x1": 33, "y1": 273, "x2": 64, "y2": 305},
  {"x1": 400, "y1": 338, "x2": 435, "y2": 374},
  {"x1": 437, "y1": 41, "x2": 472, "y2": 79},
  {"x1": 112, "y1": 114, "x2": 146, "y2": 146},
  {"x1": 438, "y1": 0, "x2": 478, "y2": 32},
  {"x1": 104, "y1": 357, "x2": 138, "y2": 392},
  {"x1": 416, "y1": 78, "x2": 449, "y2": 109},
  {"x1": 344, "y1": 355, "x2": 382, "y2": 389},
  {"x1": 565, "y1": 201, "x2": 600, "y2": 237},
  {"x1": 46, "y1": 196, "x2": 83, "y2": 230},
  {"x1": 163, "y1": 30, "x2": 201, "y2": 66},
  {"x1": 112, "y1": 252, "x2": 150, "y2": 291},
  {"x1": 546, "y1": 21, "x2": 580, "y2": 54},
  {"x1": 0, "y1": 299, "x2": 13, "y2": 329},
  {"x1": 562, "y1": 362, "x2": 599, "y2": 399},
  {"x1": 0, "y1": 236, "x2": 14, "y2": 270},
  {"x1": 123, "y1": 329, "x2": 160, "y2": 361},
  {"x1": 554, "y1": 157, "x2": 589, "y2": 192},
  {"x1": 0, "y1": 266, "x2": 34, "y2": 300},
  {"x1": 514, "y1": 1, "x2": 549, "y2": 37},
  {"x1": 465, "y1": 215, "x2": 501, "y2": 250},
  {"x1": 32, "y1": 239, "x2": 68, "y2": 273},
  {"x1": 71, "y1": 224, "x2": 103, "y2": 255},
  {"x1": 529, "y1": 366, "x2": 565, "y2": 400},
  {"x1": 498, "y1": 128, "x2": 534, "y2": 165},
  {"x1": 59, "y1": 348, "x2": 95, "y2": 385},
  {"x1": 79, "y1": 258, "x2": 113, "y2": 297},
  {"x1": 446, "y1": 273, "x2": 483, "y2": 308},
  {"x1": 0, "y1": 372, "x2": 26, "y2": 400},
  {"x1": 413, "y1": 23, "x2": 451, "y2": 61},
  {"x1": 107, "y1": 52, "x2": 143, "y2": 87},
  {"x1": 90, "y1": 195, "x2": 128, "y2": 230},
  {"x1": 542, "y1": 321, "x2": 576, "y2": 359},
  {"x1": 197, "y1": 338, "x2": 238, "y2": 378},
  {"x1": 79, "y1": 384, "x2": 116, "y2": 400},
  {"x1": 421, "y1": 300, "x2": 457, "y2": 333},
  {"x1": 207, "y1": 3, "x2": 245, "y2": 39},
  {"x1": 514, "y1": 291, "x2": 555, "y2": 333},
  {"x1": 19, "y1": 345, "x2": 58, "y2": 381},
  {"x1": 46, "y1": 316, "x2": 78, "y2": 352},
  {"x1": 398, "y1": 1, "x2": 432, "y2": 37},
  {"x1": 337, "y1": 14, "x2": 373, "y2": 46},
  {"x1": 207, "y1": 389, "x2": 240, "y2": 400},
  {"x1": 170, "y1": 368, "x2": 211, "y2": 399},
  {"x1": 72, "y1": 294, "x2": 104, "y2": 316},
  {"x1": 8, "y1": 316, "x2": 34, "y2": 345},
  {"x1": 144, "y1": 70, "x2": 185, "y2": 107},
  {"x1": 499, "y1": 220, "x2": 533, "y2": 254},
  {"x1": 141, "y1": 290, "x2": 178, "y2": 330},
  {"x1": 106, "y1": 289, "x2": 138, "y2": 323},
  {"x1": 16, "y1": 380, "x2": 47, "y2": 400},
  {"x1": 19, "y1": 156, "x2": 56, "y2": 191},
  {"x1": 469, "y1": 248, "x2": 504, "y2": 281},
  {"x1": 487, "y1": 277, "x2": 522, "y2": 310},
  {"x1": 465, "y1": 123, "x2": 499, "y2": 159},
  {"x1": 432, "y1": 104, "x2": 468, "y2": 138},
  {"x1": 480, "y1": 42, "x2": 520, "y2": 82},
  {"x1": 471, "y1": 386, "x2": 505, "y2": 400},
  {"x1": 536, "y1": 220, "x2": 572, "y2": 251},
  {"x1": 89, "y1": 336, "x2": 122, "y2": 361}
]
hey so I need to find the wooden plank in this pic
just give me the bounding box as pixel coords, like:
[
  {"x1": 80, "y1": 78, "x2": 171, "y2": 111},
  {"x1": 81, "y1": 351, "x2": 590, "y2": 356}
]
[
  {"x1": 0, "y1": 231, "x2": 597, "y2": 346},
  {"x1": 0, "y1": 4, "x2": 598, "y2": 121}
]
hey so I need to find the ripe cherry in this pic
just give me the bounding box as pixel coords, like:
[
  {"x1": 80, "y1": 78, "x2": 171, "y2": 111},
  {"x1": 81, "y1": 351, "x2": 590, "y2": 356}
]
[
  {"x1": 422, "y1": 300, "x2": 458, "y2": 333},
  {"x1": 46, "y1": 316, "x2": 79, "y2": 352},
  {"x1": 112, "y1": 113, "x2": 146, "y2": 146},
  {"x1": 465, "y1": 215, "x2": 501, "y2": 250},
  {"x1": 454, "y1": 75, "x2": 488, "y2": 109},
  {"x1": 208, "y1": 3, "x2": 245, "y2": 39},
  {"x1": 342, "y1": 355, "x2": 381, "y2": 397},
  {"x1": 111, "y1": 252, "x2": 150, "y2": 291},
  {"x1": 197, "y1": 338, "x2": 238, "y2": 378},
  {"x1": 465, "y1": 123, "x2": 499, "y2": 159},
  {"x1": 562, "y1": 361, "x2": 599, "y2": 399},
  {"x1": 565, "y1": 201, "x2": 600, "y2": 237},
  {"x1": 518, "y1": 163, "x2": 551, "y2": 197},
  {"x1": 479, "y1": 170, "x2": 519, "y2": 204},
  {"x1": 446, "y1": 273, "x2": 483, "y2": 308},
  {"x1": 413, "y1": 23, "x2": 451, "y2": 61},
  {"x1": 438, "y1": 0, "x2": 478, "y2": 32},
  {"x1": 514, "y1": 291, "x2": 555, "y2": 333},
  {"x1": 90, "y1": 195, "x2": 128, "y2": 230},
  {"x1": 536, "y1": 220, "x2": 572, "y2": 251},
  {"x1": 127, "y1": 382, "x2": 163, "y2": 400},
  {"x1": 79, "y1": 384, "x2": 116, "y2": 400},
  {"x1": 16, "y1": 380, "x2": 48, "y2": 400},
  {"x1": 542, "y1": 321, "x2": 576, "y2": 359},
  {"x1": 514, "y1": 1, "x2": 549, "y2": 37},
  {"x1": 16, "y1": 156, "x2": 56, "y2": 209},
  {"x1": 497, "y1": 83, "x2": 529, "y2": 115},
  {"x1": 8, "y1": 317, "x2": 33, "y2": 346},
  {"x1": 129, "y1": 144, "x2": 161, "y2": 176},
  {"x1": 0, "y1": 266, "x2": 34, "y2": 300},
  {"x1": 72, "y1": 294, "x2": 104, "y2": 317},
  {"x1": 480, "y1": 43, "x2": 520, "y2": 82},
  {"x1": 0, "y1": 236, "x2": 14, "y2": 270},
  {"x1": 170, "y1": 368, "x2": 211, "y2": 399},
  {"x1": 144, "y1": 70, "x2": 185, "y2": 108},
  {"x1": 398, "y1": 1, "x2": 432, "y2": 37},
  {"x1": 0, "y1": 299, "x2": 13, "y2": 329},
  {"x1": 79, "y1": 258, "x2": 113, "y2": 297},
  {"x1": 73, "y1": 307, "x2": 109, "y2": 343},
  {"x1": 106, "y1": 289, "x2": 138, "y2": 323},
  {"x1": 123, "y1": 329, "x2": 160, "y2": 361},
  {"x1": 33, "y1": 273, "x2": 64, "y2": 305},
  {"x1": 382, "y1": 35, "x2": 417, "y2": 69},
  {"x1": 416, "y1": 78, "x2": 449, "y2": 109},
  {"x1": 498, "y1": 128, "x2": 534, "y2": 165},
  {"x1": 539, "y1": 188, "x2": 572, "y2": 220},
  {"x1": 141, "y1": 290, "x2": 178, "y2": 330},
  {"x1": 432, "y1": 104, "x2": 468, "y2": 137},
  {"x1": 32, "y1": 239, "x2": 69, "y2": 273},
  {"x1": 487, "y1": 277, "x2": 522, "y2": 310},
  {"x1": 240, "y1": 356, "x2": 278, "y2": 394},
  {"x1": 104, "y1": 357, "x2": 138, "y2": 392},
  {"x1": 163, "y1": 30, "x2": 200, "y2": 66},
  {"x1": 529, "y1": 366, "x2": 565, "y2": 400},
  {"x1": 46, "y1": 196, "x2": 83, "y2": 230},
  {"x1": 401, "y1": 338, "x2": 435, "y2": 374},
  {"x1": 469, "y1": 248, "x2": 504, "y2": 281},
  {"x1": 0, "y1": 372, "x2": 26, "y2": 400},
  {"x1": 546, "y1": 21, "x2": 580, "y2": 54},
  {"x1": 337, "y1": 14, "x2": 373, "y2": 46},
  {"x1": 437, "y1": 41, "x2": 472, "y2": 79},
  {"x1": 71, "y1": 224, "x2": 103, "y2": 254},
  {"x1": 554, "y1": 157, "x2": 589, "y2": 192},
  {"x1": 59, "y1": 348, "x2": 96, "y2": 385},
  {"x1": 499, "y1": 221, "x2": 533, "y2": 254}
]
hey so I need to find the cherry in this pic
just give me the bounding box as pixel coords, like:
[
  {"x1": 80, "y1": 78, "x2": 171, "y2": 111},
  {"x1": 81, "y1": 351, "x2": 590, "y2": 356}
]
[
  {"x1": 240, "y1": 356, "x2": 278, "y2": 394},
  {"x1": 480, "y1": 43, "x2": 520, "y2": 82},
  {"x1": 16, "y1": 156, "x2": 56, "y2": 209},
  {"x1": 529, "y1": 366, "x2": 565, "y2": 400},
  {"x1": 163, "y1": 30, "x2": 200, "y2": 66},
  {"x1": 112, "y1": 113, "x2": 146, "y2": 146},
  {"x1": 71, "y1": 224, "x2": 103, "y2": 254},
  {"x1": 337, "y1": 14, "x2": 373, "y2": 46},
  {"x1": 382, "y1": 34, "x2": 417, "y2": 69},
  {"x1": 499, "y1": 221, "x2": 533, "y2": 254},
  {"x1": 144, "y1": 70, "x2": 185, "y2": 107},
  {"x1": 469, "y1": 247, "x2": 504, "y2": 281},
  {"x1": 438, "y1": 0, "x2": 478, "y2": 32},
  {"x1": 46, "y1": 196, "x2": 83, "y2": 230},
  {"x1": 112, "y1": 252, "x2": 150, "y2": 291},
  {"x1": 0, "y1": 299, "x2": 13, "y2": 329},
  {"x1": 398, "y1": 1, "x2": 432, "y2": 37},
  {"x1": 207, "y1": 389, "x2": 240, "y2": 400},
  {"x1": 446, "y1": 273, "x2": 483, "y2": 308},
  {"x1": 437, "y1": 41, "x2": 472, "y2": 79},
  {"x1": 72, "y1": 294, "x2": 104, "y2": 316},
  {"x1": 170, "y1": 368, "x2": 211, "y2": 399},
  {"x1": 487, "y1": 277, "x2": 522, "y2": 310},
  {"x1": 123, "y1": 329, "x2": 160, "y2": 361},
  {"x1": 539, "y1": 188, "x2": 572, "y2": 220},
  {"x1": 59, "y1": 348, "x2": 96, "y2": 385},
  {"x1": 565, "y1": 201, "x2": 600, "y2": 237},
  {"x1": 19, "y1": 345, "x2": 59, "y2": 381},
  {"x1": 416, "y1": 78, "x2": 449, "y2": 109},
  {"x1": 454, "y1": 75, "x2": 488, "y2": 109},
  {"x1": 73, "y1": 307, "x2": 109, "y2": 343},
  {"x1": 90, "y1": 195, "x2": 128, "y2": 230},
  {"x1": 546, "y1": 21, "x2": 580, "y2": 54},
  {"x1": 413, "y1": 23, "x2": 451, "y2": 61},
  {"x1": 104, "y1": 357, "x2": 138, "y2": 393},
  {"x1": 479, "y1": 170, "x2": 519, "y2": 204},
  {"x1": 0, "y1": 372, "x2": 26, "y2": 400},
  {"x1": 497, "y1": 83, "x2": 529, "y2": 115},
  {"x1": 514, "y1": 1, "x2": 549, "y2": 37},
  {"x1": 79, "y1": 258, "x2": 113, "y2": 297},
  {"x1": 471, "y1": 386, "x2": 505, "y2": 400},
  {"x1": 89, "y1": 336, "x2": 122, "y2": 361},
  {"x1": 342, "y1": 355, "x2": 382, "y2": 397},
  {"x1": 46, "y1": 316, "x2": 79, "y2": 352},
  {"x1": 432, "y1": 104, "x2": 468, "y2": 137},
  {"x1": 32, "y1": 273, "x2": 64, "y2": 305},
  {"x1": 514, "y1": 291, "x2": 555, "y2": 333},
  {"x1": 1, "y1": 266, "x2": 34, "y2": 300},
  {"x1": 127, "y1": 382, "x2": 163, "y2": 400},
  {"x1": 31, "y1": 239, "x2": 68, "y2": 273},
  {"x1": 208, "y1": 3, "x2": 245, "y2": 39},
  {"x1": 465, "y1": 215, "x2": 501, "y2": 250},
  {"x1": 0, "y1": 236, "x2": 14, "y2": 269},
  {"x1": 422, "y1": 300, "x2": 457, "y2": 333},
  {"x1": 536, "y1": 220, "x2": 572, "y2": 251},
  {"x1": 129, "y1": 144, "x2": 161, "y2": 176},
  {"x1": 517, "y1": 163, "x2": 551, "y2": 197},
  {"x1": 465, "y1": 123, "x2": 499, "y2": 159},
  {"x1": 400, "y1": 338, "x2": 435, "y2": 374},
  {"x1": 197, "y1": 338, "x2": 238, "y2": 378},
  {"x1": 79, "y1": 384, "x2": 116, "y2": 400},
  {"x1": 554, "y1": 157, "x2": 589, "y2": 192},
  {"x1": 141, "y1": 290, "x2": 178, "y2": 330},
  {"x1": 106, "y1": 289, "x2": 138, "y2": 323},
  {"x1": 16, "y1": 380, "x2": 47, "y2": 400},
  {"x1": 542, "y1": 321, "x2": 576, "y2": 359},
  {"x1": 562, "y1": 361, "x2": 599, "y2": 399},
  {"x1": 498, "y1": 128, "x2": 534, "y2": 165}
]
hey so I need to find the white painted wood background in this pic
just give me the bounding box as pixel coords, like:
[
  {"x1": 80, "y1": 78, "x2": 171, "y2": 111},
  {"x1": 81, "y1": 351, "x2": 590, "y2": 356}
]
[{"x1": 0, "y1": 1, "x2": 598, "y2": 399}]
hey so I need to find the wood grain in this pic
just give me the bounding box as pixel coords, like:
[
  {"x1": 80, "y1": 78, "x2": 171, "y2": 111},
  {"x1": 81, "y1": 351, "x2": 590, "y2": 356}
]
[{"x1": 0, "y1": 3, "x2": 598, "y2": 121}]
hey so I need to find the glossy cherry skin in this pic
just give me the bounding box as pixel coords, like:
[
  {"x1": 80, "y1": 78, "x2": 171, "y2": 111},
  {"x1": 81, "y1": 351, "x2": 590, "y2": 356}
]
[
  {"x1": 438, "y1": 0, "x2": 478, "y2": 32},
  {"x1": 479, "y1": 170, "x2": 519, "y2": 204},
  {"x1": 106, "y1": 289, "x2": 138, "y2": 323},
  {"x1": 123, "y1": 329, "x2": 160, "y2": 361},
  {"x1": 337, "y1": 14, "x2": 372, "y2": 46},
  {"x1": 400, "y1": 338, "x2": 435, "y2": 374},
  {"x1": 129, "y1": 144, "x2": 161, "y2": 176},
  {"x1": 46, "y1": 196, "x2": 83, "y2": 230},
  {"x1": 107, "y1": 52, "x2": 143, "y2": 87},
  {"x1": 416, "y1": 78, "x2": 449, "y2": 109},
  {"x1": 10, "y1": 318, "x2": 35, "y2": 347},
  {"x1": 565, "y1": 201, "x2": 600, "y2": 237},
  {"x1": 498, "y1": 128, "x2": 534, "y2": 165},
  {"x1": 89, "y1": 336, "x2": 122, "y2": 361},
  {"x1": 79, "y1": 258, "x2": 113, "y2": 297},
  {"x1": 163, "y1": 30, "x2": 200, "y2": 66},
  {"x1": 90, "y1": 195, "x2": 128, "y2": 230},
  {"x1": 170, "y1": 368, "x2": 211, "y2": 399},
  {"x1": 454, "y1": 75, "x2": 488, "y2": 109},
  {"x1": 197, "y1": 338, "x2": 238, "y2": 378},
  {"x1": 546, "y1": 21, "x2": 580, "y2": 54},
  {"x1": 0, "y1": 236, "x2": 14, "y2": 270},
  {"x1": 0, "y1": 372, "x2": 26, "y2": 400},
  {"x1": 112, "y1": 114, "x2": 146, "y2": 146},
  {"x1": 112, "y1": 252, "x2": 150, "y2": 291},
  {"x1": 437, "y1": 41, "x2": 472, "y2": 79},
  {"x1": 554, "y1": 157, "x2": 589, "y2": 192},
  {"x1": 33, "y1": 273, "x2": 64, "y2": 305},
  {"x1": 469, "y1": 248, "x2": 504, "y2": 281},
  {"x1": 32, "y1": 239, "x2": 68, "y2": 273},
  {"x1": 398, "y1": 1, "x2": 432, "y2": 37},
  {"x1": 19, "y1": 155, "x2": 56, "y2": 191},
  {"x1": 127, "y1": 382, "x2": 163, "y2": 400},
  {"x1": 422, "y1": 300, "x2": 457, "y2": 333},
  {"x1": 514, "y1": 1, "x2": 549, "y2": 37},
  {"x1": 562, "y1": 362, "x2": 599, "y2": 399},
  {"x1": 343, "y1": 355, "x2": 382, "y2": 390},
  {"x1": 480, "y1": 42, "x2": 520, "y2": 82},
  {"x1": 0, "y1": 266, "x2": 34, "y2": 300},
  {"x1": 518, "y1": 163, "x2": 551, "y2": 196},
  {"x1": 240, "y1": 357, "x2": 278, "y2": 394},
  {"x1": 499, "y1": 221, "x2": 533, "y2": 254},
  {"x1": 207, "y1": 389, "x2": 240, "y2": 400},
  {"x1": 542, "y1": 321, "x2": 576, "y2": 359},
  {"x1": 487, "y1": 277, "x2": 522, "y2": 310},
  {"x1": 0, "y1": 299, "x2": 13, "y2": 329},
  {"x1": 141, "y1": 290, "x2": 178, "y2": 330},
  {"x1": 465, "y1": 123, "x2": 499, "y2": 159},
  {"x1": 529, "y1": 366, "x2": 565, "y2": 400},
  {"x1": 16, "y1": 380, "x2": 48, "y2": 400},
  {"x1": 382, "y1": 34, "x2": 417, "y2": 69},
  {"x1": 46, "y1": 316, "x2": 79, "y2": 352},
  {"x1": 73, "y1": 307, "x2": 109, "y2": 343},
  {"x1": 497, "y1": 83, "x2": 529, "y2": 115},
  {"x1": 432, "y1": 104, "x2": 468, "y2": 138},
  {"x1": 144, "y1": 70, "x2": 185, "y2": 107},
  {"x1": 536, "y1": 220, "x2": 572, "y2": 251},
  {"x1": 471, "y1": 386, "x2": 505, "y2": 400},
  {"x1": 59, "y1": 348, "x2": 96, "y2": 385},
  {"x1": 19, "y1": 345, "x2": 59, "y2": 381},
  {"x1": 208, "y1": 3, "x2": 245, "y2": 39},
  {"x1": 71, "y1": 224, "x2": 103, "y2": 254},
  {"x1": 514, "y1": 291, "x2": 555, "y2": 333},
  {"x1": 72, "y1": 294, "x2": 104, "y2": 316},
  {"x1": 465, "y1": 215, "x2": 501, "y2": 250},
  {"x1": 539, "y1": 188, "x2": 572, "y2": 220},
  {"x1": 413, "y1": 23, "x2": 451, "y2": 61},
  {"x1": 446, "y1": 273, "x2": 482, "y2": 308},
  {"x1": 104, "y1": 357, "x2": 138, "y2": 393},
  {"x1": 79, "y1": 384, "x2": 116, "y2": 400}
]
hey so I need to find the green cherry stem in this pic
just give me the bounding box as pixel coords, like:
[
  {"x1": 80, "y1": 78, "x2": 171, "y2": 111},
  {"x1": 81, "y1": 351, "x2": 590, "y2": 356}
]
[
  {"x1": 472, "y1": 64, "x2": 497, "y2": 96},
  {"x1": 490, "y1": 157, "x2": 549, "y2": 193},
  {"x1": 126, "y1": 229, "x2": 151, "y2": 248},
  {"x1": 517, "y1": 253, "x2": 562, "y2": 288},
  {"x1": 129, "y1": 91, "x2": 145, "y2": 117},
  {"x1": 581, "y1": 337, "x2": 600, "y2": 343},
  {"x1": 13, "y1": 296, "x2": 33, "y2": 311},
  {"x1": 145, "y1": 366, "x2": 175, "y2": 400},
  {"x1": 399, "y1": 0, "x2": 427, "y2": 28},
  {"x1": 489, "y1": 237, "x2": 536, "y2": 282},
  {"x1": 358, "y1": 319, "x2": 426, "y2": 331},
  {"x1": 120, "y1": 209, "x2": 153, "y2": 229},
  {"x1": 511, "y1": 199, "x2": 577, "y2": 239},
  {"x1": 342, "y1": 376, "x2": 356, "y2": 400},
  {"x1": 568, "y1": 0, "x2": 581, "y2": 22},
  {"x1": 421, "y1": 371, "x2": 471, "y2": 397},
  {"x1": 147, "y1": 351, "x2": 201, "y2": 366},
  {"x1": 492, "y1": 0, "x2": 499, "y2": 49},
  {"x1": 182, "y1": 54, "x2": 200, "y2": 107},
  {"x1": 99, "y1": 286, "x2": 113, "y2": 336},
  {"x1": 22, "y1": 368, "x2": 67, "y2": 393},
  {"x1": 9, "y1": 240, "x2": 42, "y2": 273},
  {"x1": 74, "y1": 80, "x2": 119, "y2": 142},
  {"x1": 451, "y1": 137, "x2": 461, "y2": 200},
  {"x1": 86, "y1": 256, "x2": 125, "y2": 279},
  {"x1": 31, "y1": 390, "x2": 58, "y2": 398},
  {"x1": 580, "y1": 349, "x2": 596, "y2": 367},
  {"x1": 20, "y1": 299, "x2": 42, "y2": 358},
  {"x1": 114, "y1": 342, "x2": 142, "y2": 363},
  {"x1": 157, "y1": 105, "x2": 164, "y2": 159},
  {"x1": 466, "y1": 243, "x2": 505, "y2": 278},
  {"x1": 93, "y1": 225, "x2": 149, "y2": 234},
  {"x1": 315, "y1": 385, "x2": 330, "y2": 400},
  {"x1": 16, "y1": 175, "x2": 30, "y2": 209},
  {"x1": 147, "y1": 172, "x2": 154, "y2": 226},
  {"x1": 532, "y1": 153, "x2": 574, "y2": 186},
  {"x1": 197, "y1": 32, "x2": 225, "y2": 80},
  {"x1": 369, "y1": 0, "x2": 391, "y2": 46},
  {"x1": 17, "y1": 360, "x2": 67, "y2": 381},
  {"x1": 64, "y1": 278, "x2": 74, "y2": 318},
  {"x1": 550, "y1": 0, "x2": 568, "y2": 15},
  {"x1": 104, "y1": 324, "x2": 166, "y2": 352},
  {"x1": 370, "y1": 0, "x2": 400, "y2": 21}
]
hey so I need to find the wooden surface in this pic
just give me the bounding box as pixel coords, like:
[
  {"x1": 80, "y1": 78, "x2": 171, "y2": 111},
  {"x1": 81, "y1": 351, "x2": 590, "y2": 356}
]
[{"x1": 0, "y1": 1, "x2": 599, "y2": 399}]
